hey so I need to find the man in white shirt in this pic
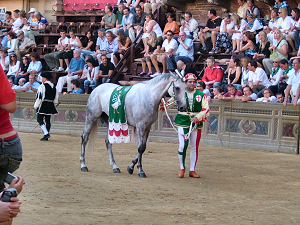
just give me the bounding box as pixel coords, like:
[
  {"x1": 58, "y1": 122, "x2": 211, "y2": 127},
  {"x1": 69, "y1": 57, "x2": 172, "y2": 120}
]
[
  {"x1": 150, "y1": 30, "x2": 178, "y2": 76},
  {"x1": 180, "y1": 12, "x2": 199, "y2": 40},
  {"x1": 92, "y1": 29, "x2": 107, "y2": 64},
  {"x1": 284, "y1": 58, "x2": 300, "y2": 106},
  {"x1": 0, "y1": 49, "x2": 9, "y2": 71},
  {"x1": 12, "y1": 10, "x2": 22, "y2": 32},
  {"x1": 248, "y1": 60, "x2": 270, "y2": 93},
  {"x1": 44, "y1": 30, "x2": 69, "y2": 71}
]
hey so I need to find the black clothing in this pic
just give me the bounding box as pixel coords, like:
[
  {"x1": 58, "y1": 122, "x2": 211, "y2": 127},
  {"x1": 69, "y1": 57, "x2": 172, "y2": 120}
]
[
  {"x1": 205, "y1": 17, "x2": 222, "y2": 29},
  {"x1": 100, "y1": 62, "x2": 115, "y2": 75}
]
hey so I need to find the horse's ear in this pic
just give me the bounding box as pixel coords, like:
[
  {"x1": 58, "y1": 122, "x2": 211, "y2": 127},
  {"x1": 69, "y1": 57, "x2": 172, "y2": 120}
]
[{"x1": 170, "y1": 71, "x2": 178, "y2": 80}]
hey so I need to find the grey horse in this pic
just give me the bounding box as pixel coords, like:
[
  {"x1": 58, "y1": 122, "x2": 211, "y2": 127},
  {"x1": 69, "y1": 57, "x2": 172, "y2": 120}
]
[{"x1": 80, "y1": 73, "x2": 187, "y2": 177}]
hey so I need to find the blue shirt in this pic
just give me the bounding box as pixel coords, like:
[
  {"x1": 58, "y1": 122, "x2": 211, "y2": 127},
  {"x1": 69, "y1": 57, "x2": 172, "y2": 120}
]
[
  {"x1": 27, "y1": 61, "x2": 42, "y2": 73},
  {"x1": 176, "y1": 38, "x2": 194, "y2": 61},
  {"x1": 69, "y1": 57, "x2": 85, "y2": 74},
  {"x1": 122, "y1": 14, "x2": 133, "y2": 26},
  {"x1": 72, "y1": 88, "x2": 84, "y2": 94},
  {"x1": 24, "y1": 81, "x2": 41, "y2": 92}
]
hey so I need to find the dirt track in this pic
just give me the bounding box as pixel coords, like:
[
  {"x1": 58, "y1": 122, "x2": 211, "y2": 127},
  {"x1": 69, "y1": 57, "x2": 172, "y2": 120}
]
[{"x1": 12, "y1": 132, "x2": 300, "y2": 225}]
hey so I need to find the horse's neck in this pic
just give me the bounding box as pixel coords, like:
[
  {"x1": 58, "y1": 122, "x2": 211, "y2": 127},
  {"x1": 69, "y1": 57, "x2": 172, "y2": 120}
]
[{"x1": 148, "y1": 76, "x2": 173, "y2": 103}]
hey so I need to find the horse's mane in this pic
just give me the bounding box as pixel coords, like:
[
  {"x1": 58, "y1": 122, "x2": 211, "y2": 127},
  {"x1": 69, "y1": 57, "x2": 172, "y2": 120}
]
[{"x1": 142, "y1": 73, "x2": 172, "y2": 86}]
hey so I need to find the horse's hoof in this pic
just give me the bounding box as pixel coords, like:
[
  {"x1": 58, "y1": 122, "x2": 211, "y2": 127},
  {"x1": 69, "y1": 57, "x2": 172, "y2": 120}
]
[
  {"x1": 81, "y1": 167, "x2": 89, "y2": 172},
  {"x1": 127, "y1": 166, "x2": 134, "y2": 174},
  {"x1": 138, "y1": 172, "x2": 147, "y2": 178},
  {"x1": 113, "y1": 168, "x2": 121, "y2": 173}
]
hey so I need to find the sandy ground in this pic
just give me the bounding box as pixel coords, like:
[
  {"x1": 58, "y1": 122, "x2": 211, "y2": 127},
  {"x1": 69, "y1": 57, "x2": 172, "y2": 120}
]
[{"x1": 10, "y1": 132, "x2": 300, "y2": 225}]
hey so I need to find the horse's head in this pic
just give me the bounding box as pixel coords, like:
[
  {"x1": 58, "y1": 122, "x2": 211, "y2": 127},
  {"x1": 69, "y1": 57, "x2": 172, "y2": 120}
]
[{"x1": 169, "y1": 72, "x2": 187, "y2": 112}]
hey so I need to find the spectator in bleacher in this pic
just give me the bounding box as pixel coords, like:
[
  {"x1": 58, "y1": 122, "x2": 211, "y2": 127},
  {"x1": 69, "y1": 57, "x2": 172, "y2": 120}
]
[
  {"x1": 293, "y1": 8, "x2": 300, "y2": 53},
  {"x1": 103, "y1": 31, "x2": 119, "y2": 62},
  {"x1": 19, "y1": 10, "x2": 29, "y2": 33},
  {"x1": 14, "y1": 56, "x2": 29, "y2": 84},
  {"x1": 263, "y1": 29, "x2": 288, "y2": 75},
  {"x1": 230, "y1": 14, "x2": 247, "y2": 53},
  {"x1": 27, "y1": 8, "x2": 37, "y2": 27},
  {"x1": 44, "y1": 29, "x2": 69, "y2": 72},
  {"x1": 226, "y1": 58, "x2": 242, "y2": 90},
  {"x1": 8, "y1": 77, "x2": 18, "y2": 89},
  {"x1": 7, "y1": 31, "x2": 16, "y2": 55},
  {"x1": 129, "y1": 5, "x2": 146, "y2": 42},
  {"x1": 256, "y1": 88, "x2": 277, "y2": 102},
  {"x1": 0, "y1": 49, "x2": 9, "y2": 72},
  {"x1": 176, "y1": 60, "x2": 197, "y2": 78},
  {"x1": 163, "y1": 13, "x2": 179, "y2": 38},
  {"x1": 253, "y1": 31, "x2": 271, "y2": 67},
  {"x1": 0, "y1": 11, "x2": 14, "y2": 32},
  {"x1": 212, "y1": 86, "x2": 222, "y2": 99},
  {"x1": 276, "y1": 8, "x2": 293, "y2": 47},
  {"x1": 114, "y1": 0, "x2": 127, "y2": 14},
  {"x1": 202, "y1": 56, "x2": 224, "y2": 88},
  {"x1": 63, "y1": 79, "x2": 84, "y2": 95},
  {"x1": 198, "y1": 9, "x2": 222, "y2": 54},
  {"x1": 283, "y1": 58, "x2": 300, "y2": 106},
  {"x1": 240, "y1": 31, "x2": 256, "y2": 59},
  {"x1": 237, "y1": 0, "x2": 247, "y2": 18},
  {"x1": 23, "y1": 74, "x2": 40, "y2": 92},
  {"x1": 101, "y1": 5, "x2": 117, "y2": 31},
  {"x1": 121, "y1": 7, "x2": 133, "y2": 37},
  {"x1": 12, "y1": 10, "x2": 22, "y2": 32},
  {"x1": 13, "y1": 77, "x2": 27, "y2": 91},
  {"x1": 218, "y1": 84, "x2": 242, "y2": 100},
  {"x1": 266, "y1": 58, "x2": 284, "y2": 96},
  {"x1": 83, "y1": 56, "x2": 100, "y2": 93},
  {"x1": 78, "y1": 55, "x2": 91, "y2": 91},
  {"x1": 265, "y1": 8, "x2": 280, "y2": 43},
  {"x1": 248, "y1": 60, "x2": 270, "y2": 93},
  {"x1": 139, "y1": 31, "x2": 161, "y2": 76},
  {"x1": 26, "y1": 11, "x2": 48, "y2": 41},
  {"x1": 243, "y1": 0, "x2": 261, "y2": 19},
  {"x1": 239, "y1": 57, "x2": 250, "y2": 89},
  {"x1": 287, "y1": 8, "x2": 300, "y2": 53},
  {"x1": 59, "y1": 29, "x2": 82, "y2": 72},
  {"x1": 151, "y1": 30, "x2": 178, "y2": 75},
  {"x1": 179, "y1": 11, "x2": 199, "y2": 40},
  {"x1": 166, "y1": 31, "x2": 194, "y2": 72},
  {"x1": 113, "y1": 30, "x2": 131, "y2": 69},
  {"x1": 94, "y1": 29, "x2": 107, "y2": 64},
  {"x1": 215, "y1": 14, "x2": 235, "y2": 54},
  {"x1": 144, "y1": 0, "x2": 165, "y2": 14},
  {"x1": 56, "y1": 49, "x2": 85, "y2": 93},
  {"x1": 6, "y1": 53, "x2": 20, "y2": 81},
  {"x1": 113, "y1": 3, "x2": 125, "y2": 35},
  {"x1": 275, "y1": 93, "x2": 284, "y2": 103},
  {"x1": 95, "y1": 54, "x2": 115, "y2": 85},
  {"x1": 14, "y1": 30, "x2": 36, "y2": 61},
  {"x1": 235, "y1": 85, "x2": 257, "y2": 101},
  {"x1": 141, "y1": 13, "x2": 163, "y2": 53},
  {"x1": 274, "y1": 0, "x2": 290, "y2": 10},
  {"x1": 196, "y1": 81, "x2": 211, "y2": 102},
  {"x1": 80, "y1": 30, "x2": 97, "y2": 60},
  {"x1": 127, "y1": 0, "x2": 141, "y2": 14},
  {"x1": 246, "y1": 14, "x2": 263, "y2": 42},
  {"x1": 279, "y1": 58, "x2": 293, "y2": 85}
]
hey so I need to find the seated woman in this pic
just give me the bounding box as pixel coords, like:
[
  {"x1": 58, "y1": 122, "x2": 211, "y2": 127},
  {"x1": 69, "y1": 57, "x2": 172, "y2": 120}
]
[
  {"x1": 113, "y1": 30, "x2": 132, "y2": 70},
  {"x1": 293, "y1": 8, "x2": 300, "y2": 55},
  {"x1": 262, "y1": 29, "x2": 288, "y2": 74},
  {"x1": 162, "y1": 13, "x2": 179, "y2": 38},
  {"x1": 59, "y1": 29, "x2": 82, "y2": 72},
  {"x1": 227, "y1": 58, "x2": 242, "y2": 90},
  {"x1": 215, "y1": 14, "x2": 235, "y2": 53},
  {"x1": 6, "y1": 31, "x2": 16, "y2": 55},
  {"x1": 141, "y1": 13, "x2": 163, "y2": 53},
  {"x1": 253, "y1": 31, "x2": 271, "y2": 67},
  {"x1": 240, "y1": 31, "x2": 256, "y2": 59},
  {"x1": 268, "y1": 57, "x2": 285, "y2": 96},
  {"x1": 256, "y1": 88, "x2": 277, "y2": 102},
  {"x1": 237, "y1": 56, "x2": 250, "y2": 91},
  {"x1": 80, "y1": 30, "x2": 97, "y2": 60},
  {"x1": 288, "y1": 8, "x2": 300, "y2": 53},
  {"x1": 83, "y1": 56, "x2": 100, "y2": 93},
  {"x1": 15, "y1": 52, "x2": 42, "y2": 84},
  {"x1": 229, "y1": 14, "x2": 247, "y2": 53},
  {"x1": 14, "y1": 56, "x2": 29, "y2": 85},
  {"x1": 6, "y1": 53, "x2": 20, "y2": 82},
  {"x1": 246, "y1": 14, "x2": 263, "y2": 43},
  {"x1": 139, "y1": 31, "x2": 162, "y2": 77},
  {"x1": 264, "y1": 8, "x2": 280, "y2": 43}
]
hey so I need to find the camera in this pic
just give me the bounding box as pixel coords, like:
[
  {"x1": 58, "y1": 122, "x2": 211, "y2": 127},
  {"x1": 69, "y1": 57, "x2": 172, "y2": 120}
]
[
  {"x1": 1, "y1": 188, "x2": 18, "y2": 202},
  {"x1": 4, "y1": 172, "x2": 18, "y2": 184}
]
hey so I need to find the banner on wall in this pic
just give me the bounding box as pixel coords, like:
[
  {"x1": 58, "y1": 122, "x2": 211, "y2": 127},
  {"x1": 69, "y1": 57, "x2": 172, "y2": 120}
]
[
  {"x1": 0, "y1": 7, "x2": 6, "y2": 22},
  {"x1": 62, "y1": 0, "x2": 118, "y2": 11}
]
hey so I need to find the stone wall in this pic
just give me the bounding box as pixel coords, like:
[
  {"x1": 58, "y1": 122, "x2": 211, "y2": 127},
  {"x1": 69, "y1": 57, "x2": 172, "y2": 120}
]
[{"x1": 11, "y1": 92, "x2": 299, "y2": 154}]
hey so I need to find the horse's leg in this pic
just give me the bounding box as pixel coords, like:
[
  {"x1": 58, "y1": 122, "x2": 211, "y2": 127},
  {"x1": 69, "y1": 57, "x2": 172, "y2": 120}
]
[
  {"x1": 136, "y1": 127, "x2": 150, "y2": 178},
  {"x1": 127, "y1": 154, "x2": 139, "y2": 174},
  {"x1": 105, "y1": 137, "x2": 121, "y2": 173}
]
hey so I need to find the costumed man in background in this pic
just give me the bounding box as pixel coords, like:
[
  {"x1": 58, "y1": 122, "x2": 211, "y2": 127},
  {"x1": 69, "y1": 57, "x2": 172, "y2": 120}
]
[
  {"x1": 34, "y1": 72, "x2": 58, "y2": 141},
  {"x1": 173, "y1": 73, "x2": 209, "y2": 178}
]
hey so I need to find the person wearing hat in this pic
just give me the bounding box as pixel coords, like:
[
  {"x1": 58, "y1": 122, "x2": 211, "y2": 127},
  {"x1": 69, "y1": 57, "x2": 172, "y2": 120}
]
[
  {"x1": 14, "y1": 30, "x2": 36, "y2": 60},
  {"x1": 26, "y1": 11, "x2": 48, "y2": 40},
  {"x1": 173, "y1": 73, "x2": 210, "y2": 178},
  {"x1": 28, "y1": 8, "x2": 38, "y2": 27},
  {"x1": 34, "y1": 72, "x2": 58, "y2": 141}
]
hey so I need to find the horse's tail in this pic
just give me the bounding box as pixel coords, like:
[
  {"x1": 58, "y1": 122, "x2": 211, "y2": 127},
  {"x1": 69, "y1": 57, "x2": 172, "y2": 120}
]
[{"x1": 86, "y1": 120, "x2": 98, "y2": 153}]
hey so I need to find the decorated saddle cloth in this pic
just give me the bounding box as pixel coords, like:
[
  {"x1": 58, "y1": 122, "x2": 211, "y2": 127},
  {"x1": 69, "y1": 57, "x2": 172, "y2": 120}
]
[{"x1": 108, "y1": 86, "x2": 132, "y2": 143}]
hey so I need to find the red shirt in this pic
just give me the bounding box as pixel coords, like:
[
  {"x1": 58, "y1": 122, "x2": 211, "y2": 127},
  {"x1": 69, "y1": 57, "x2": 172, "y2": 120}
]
[
  {"x1": 202, "y1": 64, "x2": 224, "y2": 87},
  {"x1": 224, "y1": 90, "x2": 242, "y2": 97},
  {"x1": 0, "y1": 65, "x2": 16, "y2": 135}
]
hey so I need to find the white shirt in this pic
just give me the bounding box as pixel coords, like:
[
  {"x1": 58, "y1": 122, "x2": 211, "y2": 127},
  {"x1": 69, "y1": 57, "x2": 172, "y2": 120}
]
[
  {"x1": 7, "y1": 61, "x2": 20, "y2": 76},
  {"x1": 256, "y1": 96, "x2": 277, "y2": 102},
  {"x1": 291, "y1": 19, "x2": 300, "y2": 31},
  {"x1": 248, "y1": 19, "x2": 263, "y2": 33},
  {"x1": 278, "y1": 16, "x2": 293, "y2": 31},
  {"x1": 268, "y1": 18, "x2": 280, "y2": 30},
  {"x1": 12, "y1": 17, "x2": 22, "y2": 31},
  {"x1": 220, "y1": 20, "x2": 235, "y2": 33},
  {"x1": 270, "y1": 68, "x2": 283, "y2": 86},
  {"x1": 0, "y1": 56, "x2": 9, "y2": 71},
  {"x1": 287, "y1": 68, "x2": 300, "y2": 96},
  {"x1": 249, "y1": 67, "x2": 270, "y2": 86},
  {"x1": 7, "y1": 39, "x2": 16, "y2": 53},
  {"x1": 181, "y1": 17, "x2": 199, "y2": 39},
  {"x1": 96, "y1": 36, "x2": 107, "y2": 52},
  {"x1": 58, "y1": 37, "x2": 69, "y2": 49},
  {"x1": 162, "y1": 38, "x2": 178, "y2": 53}
]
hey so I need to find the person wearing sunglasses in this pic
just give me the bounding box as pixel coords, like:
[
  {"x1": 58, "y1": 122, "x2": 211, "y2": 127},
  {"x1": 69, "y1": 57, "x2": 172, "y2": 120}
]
[{"x1": 6, "y1": 54, "x2": 20, "y2": 82}]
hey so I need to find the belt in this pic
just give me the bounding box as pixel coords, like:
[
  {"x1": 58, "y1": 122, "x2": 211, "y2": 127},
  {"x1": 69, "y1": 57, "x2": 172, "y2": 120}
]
[
  {"x1": 1, "y1": 133, "x2": 18, "y2": 148},
  {"x1": 178, "y1": 112, "x2": 200, "y2": 116}
]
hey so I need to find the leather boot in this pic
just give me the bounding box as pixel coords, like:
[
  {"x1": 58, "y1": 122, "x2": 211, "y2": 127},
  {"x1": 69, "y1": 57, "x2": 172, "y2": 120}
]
[
  {"x1": 178, "y1": 169, "x2": 185, "y2": 178},
  {"x1": 189, "y1": 171, "x2": 200, "y2": 178}
]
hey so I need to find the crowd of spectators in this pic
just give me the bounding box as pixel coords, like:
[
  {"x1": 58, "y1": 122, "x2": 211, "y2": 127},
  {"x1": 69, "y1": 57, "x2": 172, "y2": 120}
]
[{"x1": 1, "y1": 0, "x2": 300, "y2": 104}]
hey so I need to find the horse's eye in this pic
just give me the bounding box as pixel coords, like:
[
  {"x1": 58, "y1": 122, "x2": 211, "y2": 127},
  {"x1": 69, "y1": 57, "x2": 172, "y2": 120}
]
[{"x1": 175, "y1": 87, "x2": 180, "y2": 90}]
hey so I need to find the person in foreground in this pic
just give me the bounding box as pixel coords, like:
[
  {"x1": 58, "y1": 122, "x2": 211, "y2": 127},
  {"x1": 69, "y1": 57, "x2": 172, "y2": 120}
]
[
  {"x1": 34, "y1": 72, "x2": 58, "y2": 141},
  {"x1": 173, "y1": 73, "x2": 210, "y2": 178}
]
